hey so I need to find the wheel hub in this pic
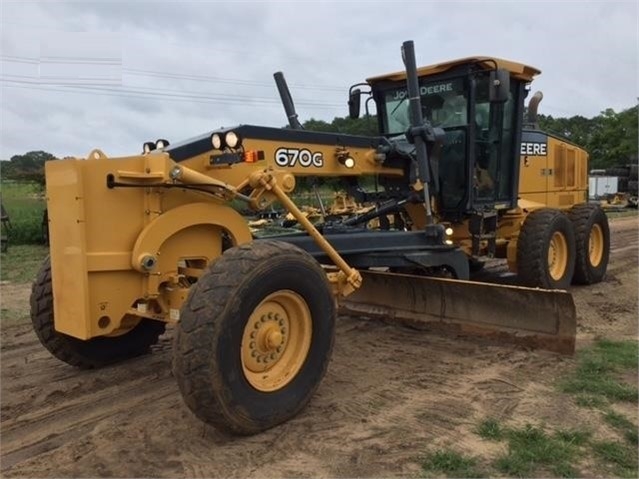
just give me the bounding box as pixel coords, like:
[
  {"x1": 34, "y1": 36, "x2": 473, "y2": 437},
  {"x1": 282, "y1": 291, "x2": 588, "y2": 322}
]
[
  {"x1": 588, "y1": 224, "x2": 604, "y2": 266},
  {"x1": 244, "y1": 312, "x2": 288, "y2": 371},
  {"x1": 262, "y1": 326, "x2": 283, "y2": 351},
  {"x1": 548, "y1": 231, "x2": 568, "y2": 281},
  {"x1": 241, "y1": 290, "x2": 312, "y2": 392}
]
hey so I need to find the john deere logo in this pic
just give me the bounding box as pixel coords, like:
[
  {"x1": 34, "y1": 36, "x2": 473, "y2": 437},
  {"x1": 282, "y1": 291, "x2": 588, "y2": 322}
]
[
  {"x1": 520, "y1": 142, "x2": 547, "y2": 156},
  {"x1": 392, "y1": 83, "x2": 454, "y2": 100}
]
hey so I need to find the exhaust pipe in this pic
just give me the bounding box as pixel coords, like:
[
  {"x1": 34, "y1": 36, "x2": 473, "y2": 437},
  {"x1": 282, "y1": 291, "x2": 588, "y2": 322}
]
[
  {"x1": 526, "y1": 91, "x2": 543, "y2": 128},
  {"x1": 274, "y1": 71, "x2": 303, "y2": 130}
]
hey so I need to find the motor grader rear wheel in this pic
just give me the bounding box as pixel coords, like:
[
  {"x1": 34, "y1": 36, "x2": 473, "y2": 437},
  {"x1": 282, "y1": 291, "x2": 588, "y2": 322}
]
[
  {"x1": 30, "y1": 257, "x2": 166, "y2": 369},
  {"x1": 516, "y1": 208, "x2": 576, "y2": 289},
  {"x1": 173, "y1": 240, "x2": 336, "y2": 435},
  {"x1": 568, "y1": 203, "x2": 610, "y2": 285}
]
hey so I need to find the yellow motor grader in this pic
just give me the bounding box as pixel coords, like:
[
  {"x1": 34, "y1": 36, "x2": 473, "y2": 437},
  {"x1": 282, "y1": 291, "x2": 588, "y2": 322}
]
[{"x1": 31, "y1": 41, "x2": 609, "y2": 435}]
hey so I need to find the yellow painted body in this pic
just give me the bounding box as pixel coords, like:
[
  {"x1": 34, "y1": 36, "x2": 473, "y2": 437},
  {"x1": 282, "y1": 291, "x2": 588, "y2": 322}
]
[
  {"x1": 45, "y1": 134, "x2": 402, "y2": 339},
  {"x1": 367, "y1": 56, "x2": 540, "y2": 83},
  {"x1": 448, "y1": 132, "x2": 590, "y2": 267},
  {"x1": 46, "y1": 152, "x2": 254, "y2": 339},
  {"x1": 180, "y1": 137, "x2": 402, "y2": 182},
  {"x1": 370, "y1": 56, "x2": 590, "y2": 268},
  {"x1": 519, "y1": 133, "x2": 589, "y2": 208},
  {"x1": 44, "y1": 55, "x2": 587, "y2": 343}
]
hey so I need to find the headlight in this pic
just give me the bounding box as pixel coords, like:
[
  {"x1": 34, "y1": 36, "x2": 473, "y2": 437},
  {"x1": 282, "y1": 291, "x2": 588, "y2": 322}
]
[
  {"x1": 156, "y1": 138, "x2": 170, "y2": 149},
  {"x1": 211, "y1": 133, "x2": 223, "y2": 149},
  {"x1": 143, "y1": 141, "x2": 156, "y2": 154},
  {"x1": 338, "y1": 156, "x2": 355, "y2": 168},
  {"x1": 445, "y1": 227, "x2": 454, "y2": 236},
  {"x1": 225, "y1": 131, "x2": 241, "y2": 148}
]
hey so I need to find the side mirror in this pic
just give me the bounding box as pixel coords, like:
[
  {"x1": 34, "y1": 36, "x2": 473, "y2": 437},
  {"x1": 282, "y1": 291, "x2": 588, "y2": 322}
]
[
  {"x1": 348, "y1": 89, "x2": 361, "y2": 119},
  {"x1": 489, "y1": 69, "x2": 510, "y2": 103}
]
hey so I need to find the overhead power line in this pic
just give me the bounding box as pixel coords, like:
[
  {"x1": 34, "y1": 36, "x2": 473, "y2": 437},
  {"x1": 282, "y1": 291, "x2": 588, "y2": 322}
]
[
  {"x1": 1, "y1": 74, "x2": 340, "y2": 105},
  {"x1": 1, "y1": 78, "x2": 345, "y2": 109},
  {"x1": 0, "y1": 55, "x2": 348, "y2": 92}
]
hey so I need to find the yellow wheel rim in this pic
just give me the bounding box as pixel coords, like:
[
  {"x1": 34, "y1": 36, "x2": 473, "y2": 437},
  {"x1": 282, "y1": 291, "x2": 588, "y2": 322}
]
[
  {"x1": 241, "y1": 290, "x2": 312, "y2": 392},
  {"x1": 548, "y1": 231, "x2": 568, "y2": 281},
  {"x1": 588, "y1": 224, "x2": 604, "y2": 267}
]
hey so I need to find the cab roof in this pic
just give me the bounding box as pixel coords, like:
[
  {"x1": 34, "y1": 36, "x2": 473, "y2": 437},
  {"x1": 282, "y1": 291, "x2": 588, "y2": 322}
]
[{"x1": 366, "y1": 56, "x2": 541, "y2": 84}]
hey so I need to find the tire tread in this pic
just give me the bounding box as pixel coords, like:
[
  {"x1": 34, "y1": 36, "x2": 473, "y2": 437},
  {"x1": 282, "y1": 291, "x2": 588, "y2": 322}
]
[
  {"x1": 173, "y1": 240, "x2": 334, "y2": 435},
  {"x1": 516, "y1": 208, "x2": 576, "y2": 289},
  {"x1": 568, "y1": 203, "x2": 610, "y2": 284},
  {"x1": 30, "y1": 257, "x2": 165, "y2": 369}
]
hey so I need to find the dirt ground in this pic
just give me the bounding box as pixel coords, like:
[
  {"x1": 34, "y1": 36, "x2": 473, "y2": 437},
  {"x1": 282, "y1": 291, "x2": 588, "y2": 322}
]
[{"x1": 1, "y1": 216, "x2": 637, "y2": 478}]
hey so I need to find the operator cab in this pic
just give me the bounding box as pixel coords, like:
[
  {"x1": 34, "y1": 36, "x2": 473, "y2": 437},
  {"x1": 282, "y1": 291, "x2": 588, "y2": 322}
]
[{"x1": 366, "y1": 57, "x2": 540, "y2": 221}]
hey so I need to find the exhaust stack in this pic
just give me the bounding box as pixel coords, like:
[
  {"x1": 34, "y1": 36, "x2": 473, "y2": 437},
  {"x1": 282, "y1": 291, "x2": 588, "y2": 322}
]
[
  {"x1": 526, "y1": 91, "x2": 544, "y2": 128},
  {"x1": 274, "y1": 71, "x2": 303, "y2": 130}
]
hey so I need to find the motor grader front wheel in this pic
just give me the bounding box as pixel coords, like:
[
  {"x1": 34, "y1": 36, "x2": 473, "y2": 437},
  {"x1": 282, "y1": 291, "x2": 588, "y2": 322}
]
[
  {"x1": 30, "y1": 257, "x2": 166, "y2": 369},
  {"x1": 568, "y1": 203, "x2": 610, "y2": 285},
  {"x1": 173, "y1": 240, "x2": 336, "y2": 435},
  {"x1": 516, "y1": 208, "x2": 576, "y2": 289}
]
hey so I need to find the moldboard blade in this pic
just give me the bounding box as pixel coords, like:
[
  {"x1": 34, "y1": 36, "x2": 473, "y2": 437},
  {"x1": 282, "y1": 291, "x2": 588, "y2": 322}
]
[{"x1": 338, "y1": 270, "x2": 576, "y2": 355}]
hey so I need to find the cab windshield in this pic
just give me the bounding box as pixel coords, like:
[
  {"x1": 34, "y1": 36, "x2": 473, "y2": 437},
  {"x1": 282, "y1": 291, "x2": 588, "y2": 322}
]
[
  {"x1": 379, "y1": 72, "x2": 520, "y2": 212},
  {"x1": 382, "y1": 78, "x2": 467, "y2": 135}
]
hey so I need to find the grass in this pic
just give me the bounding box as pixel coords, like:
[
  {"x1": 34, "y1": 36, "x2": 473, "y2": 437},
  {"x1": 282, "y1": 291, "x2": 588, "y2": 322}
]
[
  {"x1": 574, "y1": 394, "x2": 607, "y2": 408},
  {"x1": 0, "y1": 244, "x2": 48, "y2": 324},
  {"x1": 0, "y1": 244, "x2": 49, "y2": 283},
  {"x1": 0, "y1": 181, "x2": 46, "y2": 245},
  {"x1": 550, "y1": 340, "x2": 639, "y2": 476},
  {"x1": 554, "y1": 428, "x2": 591, "y2": 446},
  {"x1": 553, "y1": 340, "x2": 639, "y2": 477},
  {"x1": 471, "y1": 416, "x2": 639, "y2": 478},
  {"x1": 560, "y1": 339, "x2": 638, "y2": 404},
  {"x1": 425, "y1": 422, "x2": 593, "y2": 478},
  {"x1": 603, "y1": 410, "x2": 639, "y2": 446},
  {"x1": 492, "y1": 424, "x2": 586, "y2": 478},
  {"x1": 591, "y1": 440, "x2": 639, "y2": 478},
  {"x1": 476, "y1": 418, "x2": 503, "y2": 440},
  {"x1": 0, "y1": 307, "x2": 27, "y2": 323},
  {"x1": 421, "y1": 450, "x2": 485, "y2": 478}
]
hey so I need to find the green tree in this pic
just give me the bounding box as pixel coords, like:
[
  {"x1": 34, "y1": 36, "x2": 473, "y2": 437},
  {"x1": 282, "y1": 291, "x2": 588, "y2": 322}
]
[
  {"x1": 1, "y1": 150, "x2": 57, "y2": 185},
  {"x1": 538, "y1": 106, "x2": 638, "y2": 169},
  {"x1": 537, "y1": 114, "x2": 593, "y2": 147},
  {"x1": 302, "y1": 119, "x2": 336, "y2": 133},
  {"x1": 290, "y1": 115, "x2": 378, "y2": 191},
  {"x1": 303, "y1": 115, "x2": 378, "y2": 136},
  {"x1": 588, "y1": 106, "x2": 638, "y2": 168}
]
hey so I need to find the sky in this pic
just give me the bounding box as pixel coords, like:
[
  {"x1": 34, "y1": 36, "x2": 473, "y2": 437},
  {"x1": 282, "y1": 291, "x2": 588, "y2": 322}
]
[{"x1": 1, "y1": 0, "x2": 637, "y2": 160}]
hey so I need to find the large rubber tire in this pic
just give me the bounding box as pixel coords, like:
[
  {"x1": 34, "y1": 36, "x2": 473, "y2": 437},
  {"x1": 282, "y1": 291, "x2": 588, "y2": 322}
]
[
  {"x1": 516, "y1": 209, "x2": 576, "y2": 289},
  {"x1": 30, "y1": 257, "x2": 166, "y2": 369},
  {"x1": 568, "y1": 204, "x2": 610, "y2": 285},
  {"x1": 173, "y1": 240, "x2": 336, "y2": 435}
]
